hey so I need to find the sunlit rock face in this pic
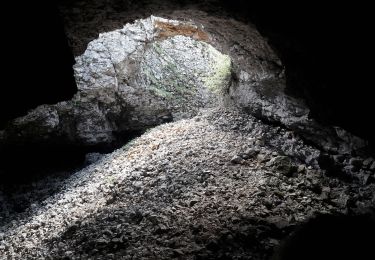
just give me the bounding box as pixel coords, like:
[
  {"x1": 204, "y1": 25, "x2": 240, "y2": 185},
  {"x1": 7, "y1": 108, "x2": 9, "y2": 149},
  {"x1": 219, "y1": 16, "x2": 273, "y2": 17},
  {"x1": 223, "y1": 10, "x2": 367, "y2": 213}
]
[
  {"x1": 2, "y1": 16, "x2": 233, "y2": 146},
  {"x1": 137, "y1": 35, "x2": 231, "y2": 119},
  {"x1": 72, "y1": 16, "x2": 232, "y2": 141}
]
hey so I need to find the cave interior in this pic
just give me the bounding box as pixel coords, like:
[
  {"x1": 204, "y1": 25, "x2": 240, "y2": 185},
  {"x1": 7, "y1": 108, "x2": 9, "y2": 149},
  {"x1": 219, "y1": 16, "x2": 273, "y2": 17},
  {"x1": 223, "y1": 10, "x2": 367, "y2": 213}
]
[{"x1": 0, "y1": 1, "x2": 374, "y2": 259}]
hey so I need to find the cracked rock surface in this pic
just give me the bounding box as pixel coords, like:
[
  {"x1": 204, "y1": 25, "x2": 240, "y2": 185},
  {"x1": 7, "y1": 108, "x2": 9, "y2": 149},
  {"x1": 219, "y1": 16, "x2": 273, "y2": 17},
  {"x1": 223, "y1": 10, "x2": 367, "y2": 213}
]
[
  {"x1": 1, "y1": 10, "x2": 369, "y2": 156},
  {"x1": 0, "y1": 14, "x2": 238, "y2": 146}
]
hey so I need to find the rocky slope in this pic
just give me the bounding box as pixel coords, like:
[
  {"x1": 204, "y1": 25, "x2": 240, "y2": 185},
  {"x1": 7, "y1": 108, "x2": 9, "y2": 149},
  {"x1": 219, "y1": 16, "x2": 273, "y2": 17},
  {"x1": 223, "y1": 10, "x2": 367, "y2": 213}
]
[{"x1": 1, "y1": 107, "x2": 374, "y2": 259}]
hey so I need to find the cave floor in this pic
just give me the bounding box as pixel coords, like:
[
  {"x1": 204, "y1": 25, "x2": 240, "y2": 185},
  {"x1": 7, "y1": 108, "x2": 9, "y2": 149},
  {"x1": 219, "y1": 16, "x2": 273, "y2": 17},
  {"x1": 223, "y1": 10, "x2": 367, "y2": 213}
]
[{"x1": 1, "y1": 107, "x2": 374, "y2": 259}]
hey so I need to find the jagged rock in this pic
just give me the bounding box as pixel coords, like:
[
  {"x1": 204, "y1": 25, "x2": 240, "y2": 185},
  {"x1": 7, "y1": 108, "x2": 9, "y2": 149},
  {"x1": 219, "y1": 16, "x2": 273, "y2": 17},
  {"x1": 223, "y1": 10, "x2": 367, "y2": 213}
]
[
  {"x1": 257, "y1": 153, "x2": 270, "y2": 163},
  {"x1": 0, "y1": 11, "x2": 369, "y2": 160},
  {"x1": 1, "y1": 15, "x2": 236, "y2": 147},
  {"x1": 320, "y1": 186, "x2": 331, "y2": 201},
  {"x1": 363, "y1": 158, "x2": 374, "y2": 168},
  {"x1": 231, "y1": 155, "x2": 244, "y2": 164},
  {"x1": 240, "y1": 148, "x2": 260, "y2": 159},
  {"x1": 297, "y1": 164, "x2": 306, "y2": 173},
  {"x1": 266, "y1": 156, "x2": 295, "y2": 177},
  {"x1": 1, "y1": 107, "x2": 375, "y2": 260},
  {"x1": 84, "y1": 152, "x2": 104, "y2": 165}
]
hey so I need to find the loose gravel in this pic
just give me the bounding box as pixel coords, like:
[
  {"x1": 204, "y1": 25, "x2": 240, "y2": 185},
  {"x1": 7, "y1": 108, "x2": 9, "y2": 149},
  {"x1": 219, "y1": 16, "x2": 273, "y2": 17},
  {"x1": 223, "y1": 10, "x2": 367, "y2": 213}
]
[{"x1": 1, "y1": 107, "x2": 374, "y2": 259}]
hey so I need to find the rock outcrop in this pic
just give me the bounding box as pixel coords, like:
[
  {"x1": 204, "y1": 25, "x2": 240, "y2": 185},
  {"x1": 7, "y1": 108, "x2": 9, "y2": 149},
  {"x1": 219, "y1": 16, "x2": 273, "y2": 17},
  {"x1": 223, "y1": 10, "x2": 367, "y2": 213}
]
[
  {"x1": 0, "y1": 12, "x2": 370, "y2": 156},
  {"x1": 2, "y1": 15, "x2": 234, "y2": 146}
]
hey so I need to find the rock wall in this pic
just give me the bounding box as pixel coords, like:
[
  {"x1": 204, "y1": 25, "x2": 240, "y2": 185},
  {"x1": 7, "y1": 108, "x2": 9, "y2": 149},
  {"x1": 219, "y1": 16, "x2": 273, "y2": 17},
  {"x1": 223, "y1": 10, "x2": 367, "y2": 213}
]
[
  {"x1": 0, "y1": 13, "x2": 276, "y2": 147},
  {"x1": 0, "y1": 9, "x2": 372, "y2": 183},
  {"x1": 0, "y1": 1, "x2": 76, "y2": 128}
]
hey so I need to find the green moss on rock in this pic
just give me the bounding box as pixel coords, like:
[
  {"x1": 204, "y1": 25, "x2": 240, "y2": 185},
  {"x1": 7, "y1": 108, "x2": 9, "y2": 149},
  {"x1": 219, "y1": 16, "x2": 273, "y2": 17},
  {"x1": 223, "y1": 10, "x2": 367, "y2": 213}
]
[
  {"x1": 139, "y1": 35, "x2": 232, "y2": 116},
  {"x1": 202, "y1": 44, "x2": 232, "y2": 93}
]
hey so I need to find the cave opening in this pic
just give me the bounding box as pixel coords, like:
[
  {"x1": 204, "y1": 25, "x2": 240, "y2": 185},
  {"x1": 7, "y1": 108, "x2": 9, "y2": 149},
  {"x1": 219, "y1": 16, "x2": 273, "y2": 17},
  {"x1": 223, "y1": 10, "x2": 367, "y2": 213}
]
[
  {"x1": 1, "y1": 14, "x2": 236, "y2": 184},
  {"x1": 0, "y1": 1, "x2": 374, "y2": 259}
]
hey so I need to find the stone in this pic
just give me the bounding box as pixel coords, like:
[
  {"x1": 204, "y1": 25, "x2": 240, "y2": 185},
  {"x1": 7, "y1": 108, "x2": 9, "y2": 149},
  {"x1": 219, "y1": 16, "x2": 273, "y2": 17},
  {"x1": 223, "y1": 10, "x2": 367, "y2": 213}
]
[
  {"x1": 345, "y1": 165, "x2": 359, "y2": 173},
  {"x1": 189, "y1": 199, "x2": 199, "y2": 207},
  {"x1": 240, "y1": 148, "x2": 259, "y2": 159},
  {"x1": 231, "y1": 155, "x2": 244, "y2": 164},
  {"x1": 84, "y1": 153, "x2": 104, "y2": 165},
  {"x1": 257, "y1": 153, "x2": 270, "y2": 163},
  {"x1": 1, "y1": 107, "x2": 375, "y2": 260},
  {"x1": 255, "y1": 138, "x2": 266, "y2": 147},
  {"x1": 320, "y1": 186, "x2": 331, "y2": 201},
  {"x1": 266, "y1": 216, "x2": 290, "y2": 229},
  {"x1": 266, "y1": 156, "x2": 294, "y2": 176},
  {"x1": 362, "y1": 174, "x2": 372, "y2": 185},
  {"x1": 297, "y1": 164, "x2": 306, "y2": 173}
]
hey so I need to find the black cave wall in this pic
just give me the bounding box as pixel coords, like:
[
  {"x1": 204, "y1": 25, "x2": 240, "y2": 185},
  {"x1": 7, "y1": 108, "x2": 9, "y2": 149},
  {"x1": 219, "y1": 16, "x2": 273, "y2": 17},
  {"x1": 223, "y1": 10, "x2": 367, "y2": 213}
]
[
  {"x1": 0, "y1": 1, "x2": 79, "y2": 183},
  {"x1": 0, "y1": 1, "x2": 77, "y2": 128}
]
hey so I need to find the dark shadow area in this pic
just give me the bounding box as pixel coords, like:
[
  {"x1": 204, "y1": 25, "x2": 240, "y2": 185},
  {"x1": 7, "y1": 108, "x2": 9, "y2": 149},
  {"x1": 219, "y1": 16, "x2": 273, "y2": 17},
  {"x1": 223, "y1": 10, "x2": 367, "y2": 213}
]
[
  {"x1": 0, "y1": 129, "x2": 145, "y2": 229},
  {"x1": 217, "y1": 1, "x2": 374, "y2": 144},
  {"x1": 0, "y1": 129, "x2": 144, "y2": 185},
  {"x1": 272, "y1": 213, "x2": 375, "y2": 260},
  {"x1": 0, "y1": 1, "x2": 77, "y2": 128}
]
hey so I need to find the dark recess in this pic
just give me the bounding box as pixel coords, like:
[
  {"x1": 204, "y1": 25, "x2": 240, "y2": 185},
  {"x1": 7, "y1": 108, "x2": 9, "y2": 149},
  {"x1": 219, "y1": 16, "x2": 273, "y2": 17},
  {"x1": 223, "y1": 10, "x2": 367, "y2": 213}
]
[
  {"x1": 0, "y1": 1, "x2": 77, "y2": 128},
  {"x1": 0, "y1": 0, "x2": 373, "y2": 182},
  {"x1": 0, "y1": 129, "x2": 144, "y2": 184},
  {"x1": 218, "y1": 1, "x2": 374, "y2": 144},
  {"x1": 273, "y1": 214, "x2": 375, "y2": 260}
]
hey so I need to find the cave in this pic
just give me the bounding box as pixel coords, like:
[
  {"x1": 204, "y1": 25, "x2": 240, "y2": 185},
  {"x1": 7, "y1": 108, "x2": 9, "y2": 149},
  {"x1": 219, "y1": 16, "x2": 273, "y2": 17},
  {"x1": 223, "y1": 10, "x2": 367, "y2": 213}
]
[{"x1": 0, "y1": 1, "x2": 374, "y2": 259}]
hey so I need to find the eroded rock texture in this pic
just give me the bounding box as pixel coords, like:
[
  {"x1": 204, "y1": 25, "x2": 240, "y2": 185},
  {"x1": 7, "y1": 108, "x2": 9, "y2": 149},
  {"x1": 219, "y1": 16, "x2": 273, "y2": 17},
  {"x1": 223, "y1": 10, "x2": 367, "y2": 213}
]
[
  {"x1": 1, "y1": 12, "x2": 369, "y2": 157},
  {"x1": 0, "y1": 13, "x2": 272, "y2": 147}
]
